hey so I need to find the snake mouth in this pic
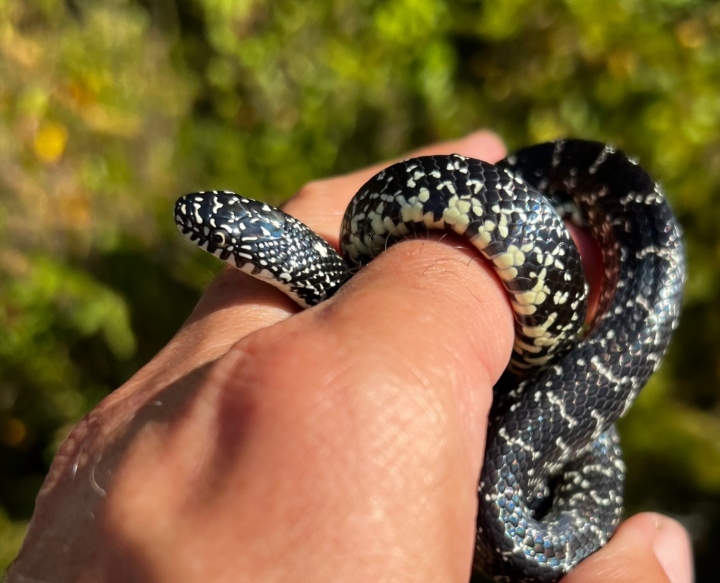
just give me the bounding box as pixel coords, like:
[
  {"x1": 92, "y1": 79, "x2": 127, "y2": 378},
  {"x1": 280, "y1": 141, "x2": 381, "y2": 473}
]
[{"x1": 174, "y1": 195, "x2": 195, "y2": 234}]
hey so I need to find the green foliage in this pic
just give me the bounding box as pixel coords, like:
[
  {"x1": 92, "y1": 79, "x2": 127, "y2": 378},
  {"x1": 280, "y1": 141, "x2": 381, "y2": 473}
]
[{"x1": 1, "y1": 0, "x2": 719, "y2": 578}]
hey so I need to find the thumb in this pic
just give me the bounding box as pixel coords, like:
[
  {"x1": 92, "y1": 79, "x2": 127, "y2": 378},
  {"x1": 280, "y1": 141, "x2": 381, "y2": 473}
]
[{"x1": 564, "y1": 513, "x2": 693, "y2": 583}]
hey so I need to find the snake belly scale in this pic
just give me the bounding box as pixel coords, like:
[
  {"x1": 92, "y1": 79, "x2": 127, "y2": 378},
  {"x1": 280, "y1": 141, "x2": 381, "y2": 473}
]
[{"x1": 174, "y1": 139, "x2": 685, "y2": 582}]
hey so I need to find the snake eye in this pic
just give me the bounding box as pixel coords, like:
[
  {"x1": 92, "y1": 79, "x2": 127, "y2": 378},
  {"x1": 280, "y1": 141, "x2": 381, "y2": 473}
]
[{"x1": 210, "y1": 229, "x2": 230, "y2": 248}]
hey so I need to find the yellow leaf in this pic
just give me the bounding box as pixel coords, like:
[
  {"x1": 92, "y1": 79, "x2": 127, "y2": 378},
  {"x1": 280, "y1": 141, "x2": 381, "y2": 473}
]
[{"x1": 34, "y1": 122, "x2": 68, "y2": 164}]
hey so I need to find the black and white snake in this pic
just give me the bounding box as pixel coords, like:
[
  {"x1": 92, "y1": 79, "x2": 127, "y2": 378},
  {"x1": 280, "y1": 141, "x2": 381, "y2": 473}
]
[{"x1": 174, "y1": 139, "x2": 685, "y2": 582}]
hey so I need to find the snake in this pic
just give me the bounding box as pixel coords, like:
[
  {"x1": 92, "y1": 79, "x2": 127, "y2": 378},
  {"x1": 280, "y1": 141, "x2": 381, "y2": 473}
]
[{"x1": 174, "y1": 139, "x2": 685, "y2": 582}]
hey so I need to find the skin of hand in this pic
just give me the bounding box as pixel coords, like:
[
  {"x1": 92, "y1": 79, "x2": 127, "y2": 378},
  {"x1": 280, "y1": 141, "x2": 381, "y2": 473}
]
[{"x1": 7, "y1": 131, "x2": 693, "y2": 583}]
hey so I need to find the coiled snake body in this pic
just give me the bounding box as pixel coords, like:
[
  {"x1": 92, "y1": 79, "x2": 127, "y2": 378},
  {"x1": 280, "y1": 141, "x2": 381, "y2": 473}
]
[{"x1": 175, "y1": 139, "x2": 685, "y2": 582}]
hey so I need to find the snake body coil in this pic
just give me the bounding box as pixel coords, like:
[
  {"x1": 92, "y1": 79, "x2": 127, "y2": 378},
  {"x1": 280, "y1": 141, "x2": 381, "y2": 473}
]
[{"x1": 175, "y1": 139, "x2": 685, "y2": 582}]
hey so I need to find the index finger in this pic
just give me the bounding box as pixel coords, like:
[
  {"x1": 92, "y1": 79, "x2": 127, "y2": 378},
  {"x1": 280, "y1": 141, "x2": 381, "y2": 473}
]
[
  {"x1": 164, "y1": 132, "x2": 508, "y2": 372},
  {"x1": 283, "y1": 130, "x2": 507, "y2": 245}
]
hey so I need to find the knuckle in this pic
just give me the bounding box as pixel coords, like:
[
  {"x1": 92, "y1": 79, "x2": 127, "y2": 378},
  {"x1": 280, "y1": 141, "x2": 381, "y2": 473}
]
[
  {"x1": 222, "y1": 317, "x2": 340, "y2": 390},
  {"x1": 291, "y1": 179, "x2": 331, "y2": 206}
]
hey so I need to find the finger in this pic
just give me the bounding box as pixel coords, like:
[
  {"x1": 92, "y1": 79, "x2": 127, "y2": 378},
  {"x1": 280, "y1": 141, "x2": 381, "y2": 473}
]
[
  {"x1": 567, "y1": 223, "x2": 603, "y2": 322},
  {"x1": 564, "y1": 513, "x2": 694, "y2": 583},
  {"x1": 284, "y1": 130, "x2": 507, "y2": 244},
  {"x1": 156, "y1": 132, "x2": 507, "y2": 376},
  {"x1": 99, "y1": 236, "x2": 514, "y2": 582}
]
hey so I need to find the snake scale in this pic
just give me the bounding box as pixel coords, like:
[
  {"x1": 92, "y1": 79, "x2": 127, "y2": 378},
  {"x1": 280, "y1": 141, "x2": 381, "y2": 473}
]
[{"x1": 174, "y1": 139, "x2": 685, "y2": 582}]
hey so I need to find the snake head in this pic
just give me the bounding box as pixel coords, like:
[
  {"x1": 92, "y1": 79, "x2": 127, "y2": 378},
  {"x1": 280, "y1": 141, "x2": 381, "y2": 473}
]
[
  {"x1": 174, "y1": 190, "x2": 287, "y2": 262},
  {"x1": 175, "y1": 189, "x2": 346, "y2": 308}
]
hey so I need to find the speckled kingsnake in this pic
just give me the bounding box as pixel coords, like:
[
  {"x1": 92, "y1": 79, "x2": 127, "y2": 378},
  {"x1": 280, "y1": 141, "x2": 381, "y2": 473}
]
[{"x1": 174, "y1": 139, "x2": 685, "y2": 582}]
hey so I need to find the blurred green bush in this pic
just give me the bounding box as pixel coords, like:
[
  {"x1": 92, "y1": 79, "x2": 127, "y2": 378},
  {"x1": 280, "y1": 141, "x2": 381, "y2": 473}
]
[{"x1": 1, "y1": 0, "x2": 718, "y2": 578}]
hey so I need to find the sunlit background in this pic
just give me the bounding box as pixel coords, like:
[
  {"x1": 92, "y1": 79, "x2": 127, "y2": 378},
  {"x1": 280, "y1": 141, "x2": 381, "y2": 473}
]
[{"x1": 1, "y1": 0, "x2": 719, "y2": 579}]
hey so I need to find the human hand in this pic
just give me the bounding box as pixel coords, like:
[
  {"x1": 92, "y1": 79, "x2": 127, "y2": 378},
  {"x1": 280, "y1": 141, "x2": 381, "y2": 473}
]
[{"x1": 8, "y1": 131, "x2": 693, "y2": 583}]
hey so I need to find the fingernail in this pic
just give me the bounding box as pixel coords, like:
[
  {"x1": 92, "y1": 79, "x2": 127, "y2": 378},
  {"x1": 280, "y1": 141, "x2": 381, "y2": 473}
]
[{"x1": 652, "y1": 516, "x2": 694, "y2": 583}]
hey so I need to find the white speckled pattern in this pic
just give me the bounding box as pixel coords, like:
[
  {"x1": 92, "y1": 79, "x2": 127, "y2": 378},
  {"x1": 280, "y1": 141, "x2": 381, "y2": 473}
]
[{"x1": 175, "y1": 139, "x2": 685, "y2": 583}]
